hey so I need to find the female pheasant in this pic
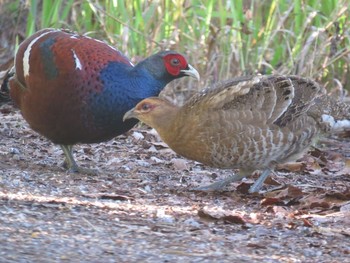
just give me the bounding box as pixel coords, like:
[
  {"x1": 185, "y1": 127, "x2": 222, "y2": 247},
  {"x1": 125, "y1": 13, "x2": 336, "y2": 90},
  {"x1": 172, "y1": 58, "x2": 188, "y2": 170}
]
[
  {"x1": 124, "y1": 75, "x2": 350, "y2": 192},
  {"x1": 9, "y1": 28, "x2": 199, "y2": 174}
]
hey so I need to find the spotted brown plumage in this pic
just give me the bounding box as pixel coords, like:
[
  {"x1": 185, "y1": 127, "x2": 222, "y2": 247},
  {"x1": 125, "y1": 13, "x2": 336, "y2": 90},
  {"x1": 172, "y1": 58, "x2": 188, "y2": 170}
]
[
  {"x1": 124, "y1": 75, "x2": 350, "y2": 192},
  {"x1": 9, "y1": 28, "x2": 200, "y2": 173}
]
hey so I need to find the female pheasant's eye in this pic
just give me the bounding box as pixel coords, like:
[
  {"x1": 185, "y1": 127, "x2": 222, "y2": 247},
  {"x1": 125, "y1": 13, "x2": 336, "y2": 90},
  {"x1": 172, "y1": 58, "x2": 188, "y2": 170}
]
[
  {"x1": 171, "y1": 58, "x2": 180, "y2": 66},
  {"x1": 141, "y1": 103, "x2": 150, "y2": 111}
]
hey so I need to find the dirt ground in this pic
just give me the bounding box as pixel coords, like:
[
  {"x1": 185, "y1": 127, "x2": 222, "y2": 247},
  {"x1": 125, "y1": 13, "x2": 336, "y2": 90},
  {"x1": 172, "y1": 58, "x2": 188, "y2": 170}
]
[{"x1": 0, "y1": 101, "x2": 349, "y2": 263}]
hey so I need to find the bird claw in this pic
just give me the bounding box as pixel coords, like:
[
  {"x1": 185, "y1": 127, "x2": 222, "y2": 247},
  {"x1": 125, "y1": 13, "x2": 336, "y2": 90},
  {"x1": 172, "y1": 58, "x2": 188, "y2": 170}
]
[
  {"x1": 191, "y1": 174, "x2": 246, "y2": 192},
  {"x1": 247, "y1": 169, "x2": 272, "y2": 193},
  {"x1": 66, "y1": 165, "x2": 99, "y2": 175},
  {"x1": 60, "y1": 146, "x2": 98, "y2": 175},
  {"x1": 191, "y1": 180, "x2": 231, "y2": 192}
]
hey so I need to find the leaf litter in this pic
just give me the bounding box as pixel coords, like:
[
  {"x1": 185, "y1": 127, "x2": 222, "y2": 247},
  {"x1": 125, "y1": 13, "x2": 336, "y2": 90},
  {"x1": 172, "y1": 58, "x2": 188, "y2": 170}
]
[{"x1": 1, "y1": 100, "x2": 350, "y2": 262}]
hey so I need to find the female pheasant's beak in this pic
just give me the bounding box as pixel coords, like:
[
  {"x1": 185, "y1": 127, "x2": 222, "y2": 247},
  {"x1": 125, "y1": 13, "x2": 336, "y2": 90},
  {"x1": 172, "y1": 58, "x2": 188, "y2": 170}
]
[
  {"x1": 123, "y1": 108, "x2": 138, "y2": 122},
  {"x1": 181, "y1": 64, "x2": 200, "y2": 81}
]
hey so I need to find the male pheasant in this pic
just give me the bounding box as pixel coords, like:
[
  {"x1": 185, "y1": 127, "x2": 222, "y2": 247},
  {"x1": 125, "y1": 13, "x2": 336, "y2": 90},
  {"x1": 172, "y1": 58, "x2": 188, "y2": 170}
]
[
  {"x1": 9, "y1": 28, "x2": 199, "y2": 174},
  {"x1": 124, "y1": 75, "x2": 350, "y2": 192}
]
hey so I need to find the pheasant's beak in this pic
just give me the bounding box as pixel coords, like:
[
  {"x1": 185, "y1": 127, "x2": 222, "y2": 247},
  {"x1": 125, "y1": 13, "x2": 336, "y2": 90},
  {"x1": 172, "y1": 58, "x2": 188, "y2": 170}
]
[
  {"x1": 123, "y1": 108, "x2": 138, "y2": 122},
  {"x1": 181, "y1": 64, "x2": 200, "y2": 81}
]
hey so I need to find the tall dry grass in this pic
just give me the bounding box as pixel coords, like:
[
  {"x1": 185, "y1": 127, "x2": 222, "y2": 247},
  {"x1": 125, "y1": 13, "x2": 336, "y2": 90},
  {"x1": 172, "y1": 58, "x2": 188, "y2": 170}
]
[{"x1": 2, "y1": 0, "x2": 350, "y2": 101}]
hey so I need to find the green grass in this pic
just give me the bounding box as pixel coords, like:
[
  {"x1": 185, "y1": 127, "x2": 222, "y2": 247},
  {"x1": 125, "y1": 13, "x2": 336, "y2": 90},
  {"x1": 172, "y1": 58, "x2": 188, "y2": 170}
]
[{"x1": 4, "y1": 0, "x2": 350, "y2": 93}]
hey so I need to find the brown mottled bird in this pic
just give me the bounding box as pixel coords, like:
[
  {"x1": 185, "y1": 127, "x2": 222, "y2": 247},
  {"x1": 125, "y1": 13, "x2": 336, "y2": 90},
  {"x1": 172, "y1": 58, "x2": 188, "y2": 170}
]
[{"x1": 124, "y1": 75, "x2": 350, "y2": 193}]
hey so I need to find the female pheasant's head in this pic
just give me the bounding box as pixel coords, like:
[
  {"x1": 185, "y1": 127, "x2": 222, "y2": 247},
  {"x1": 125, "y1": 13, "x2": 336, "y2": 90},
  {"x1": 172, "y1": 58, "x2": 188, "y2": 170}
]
[{"x1": 123, "y1": 97, "x2": 178, "y2": 130}]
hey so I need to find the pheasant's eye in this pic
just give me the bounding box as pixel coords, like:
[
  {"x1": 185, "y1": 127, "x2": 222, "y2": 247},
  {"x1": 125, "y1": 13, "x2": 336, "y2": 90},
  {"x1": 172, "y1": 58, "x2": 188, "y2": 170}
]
[
  {"x1": 141, "y1": 103, "x2": 151, "y2": 111},
  {"x1": 171, "y1": 58, "x2": 180, "y2": 66}
]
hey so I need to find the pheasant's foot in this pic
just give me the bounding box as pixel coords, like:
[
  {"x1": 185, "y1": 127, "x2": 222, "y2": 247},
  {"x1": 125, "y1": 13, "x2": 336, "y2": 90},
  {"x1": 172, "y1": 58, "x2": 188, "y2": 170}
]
[
  {"x1": 248, "y1": 169, "x2": 272, "y2": 193},
  {"x1": 61, "y1": 157, "x2": 98, "y2": 175},
  {"x1": 192, "y1": 174, "x2": 244, "y2": 191},
  {"x1": 60, "y1": 144, "x2": 98, "y2": 175},
  {"x1": 67, "y1": 164, "x2": 99, "y2": 175},
  {"x1": 192, "y1": 180, "x2": 230, "y2": 191}
]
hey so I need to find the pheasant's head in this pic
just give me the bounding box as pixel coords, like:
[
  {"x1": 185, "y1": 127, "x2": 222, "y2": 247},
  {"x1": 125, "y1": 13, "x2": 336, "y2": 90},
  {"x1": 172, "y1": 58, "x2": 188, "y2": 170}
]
[{"x1": 123, "y1": 97, "x2": 178, "y2": 130}]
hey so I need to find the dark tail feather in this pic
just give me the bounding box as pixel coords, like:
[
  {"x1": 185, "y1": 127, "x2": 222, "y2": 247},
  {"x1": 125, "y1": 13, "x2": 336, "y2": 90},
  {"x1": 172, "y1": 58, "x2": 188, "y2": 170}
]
[{"x1": 0, "y1": 67, "x2": 14, "y2": 105}]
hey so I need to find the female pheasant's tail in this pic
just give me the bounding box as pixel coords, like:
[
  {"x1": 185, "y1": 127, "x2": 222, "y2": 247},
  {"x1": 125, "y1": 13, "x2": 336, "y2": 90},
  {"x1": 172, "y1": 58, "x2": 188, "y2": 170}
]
[{"x1": 311, "y1": 94, "x2": 350, "y2": 133}]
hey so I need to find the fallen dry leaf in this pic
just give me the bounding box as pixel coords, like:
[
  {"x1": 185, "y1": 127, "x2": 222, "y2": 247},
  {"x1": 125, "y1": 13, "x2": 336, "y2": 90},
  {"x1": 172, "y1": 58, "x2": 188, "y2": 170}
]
[
  {"x1": 300, "y1": 195, "x2": 332, "y2": 210},
  {"x1": 276, "y1": 162, "x2": 306, "y2": 172},
  {"x1": 171, "y1": 158, "x2": 188, "y2": 171},
  {"x1": 260, "y1": 197, "x2": 284, "y2": 206},
  {"x1": 197, "y1": 207, "x2": 247, "y2": 225},
  {"x1": 221, "y1": 214, "x2": 246, "y2": 225},
  {"x1": 275, "y1": 185, "x2": 304, "y2": 199}
]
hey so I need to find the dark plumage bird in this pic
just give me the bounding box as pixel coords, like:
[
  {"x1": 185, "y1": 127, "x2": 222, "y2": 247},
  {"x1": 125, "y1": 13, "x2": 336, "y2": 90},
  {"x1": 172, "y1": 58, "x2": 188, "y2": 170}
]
[
  {"x1": 0, "y1": 59, "x2": 14, "y2": 105},
  {"x1": 124, "y1": 75, "x2": 350, "y2": 192},
  {"x1": 9, "y1": 28, "x2": 199, "y2": 173}
]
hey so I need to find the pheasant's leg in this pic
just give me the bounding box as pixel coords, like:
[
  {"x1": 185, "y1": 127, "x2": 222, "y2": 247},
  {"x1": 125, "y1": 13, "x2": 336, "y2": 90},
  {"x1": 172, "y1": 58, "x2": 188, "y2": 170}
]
[
  {"x1": 248, "y1": 168, "x2": 272, "y2": 193},
  {"x1": 193, "y1": 171, "x2": 246, "y2": 191},
  {"x1": 60, "y1": 145, "x2": 98, "y2": 175},
  {"x1": 194, "y1": 168, "x2": 272, "y2": 192}
]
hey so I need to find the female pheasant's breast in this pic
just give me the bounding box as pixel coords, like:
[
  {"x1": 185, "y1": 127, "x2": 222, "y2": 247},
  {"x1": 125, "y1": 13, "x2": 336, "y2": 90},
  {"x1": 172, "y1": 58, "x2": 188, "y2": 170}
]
[{"x1": 207, "y1": 124, "x2": 276, "y2": 169}]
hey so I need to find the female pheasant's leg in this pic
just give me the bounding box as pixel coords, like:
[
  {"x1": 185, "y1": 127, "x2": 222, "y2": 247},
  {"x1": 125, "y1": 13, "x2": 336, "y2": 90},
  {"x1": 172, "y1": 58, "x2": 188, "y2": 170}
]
[
  {"x1": 60, "y1": 145, "x2": 98, "y2": 175},
  {"x1": 193, "y1": 171, "x2": 247, "y2": 191},
  {"x1": 248, "y1": 168, "x2": 272, "y2": 193},
  {"x1": 194, "y1": 168, "x2": 272, "y2": 192}
]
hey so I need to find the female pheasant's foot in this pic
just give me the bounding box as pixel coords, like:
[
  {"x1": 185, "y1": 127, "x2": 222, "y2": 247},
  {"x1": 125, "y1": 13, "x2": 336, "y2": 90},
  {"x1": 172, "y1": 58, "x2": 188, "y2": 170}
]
[
  {"x1": 192, "y1": 173, "x2": 246, "y2": 191},
  {"x1": 193, "y1": 180, "x2": 231, "y2": 191},
  {"x1": 193, "y1": 169, "x2": 272, "y2": 193},
  {"x1": 248, "y1": 169, "x2": 271, "y2": 193}
]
